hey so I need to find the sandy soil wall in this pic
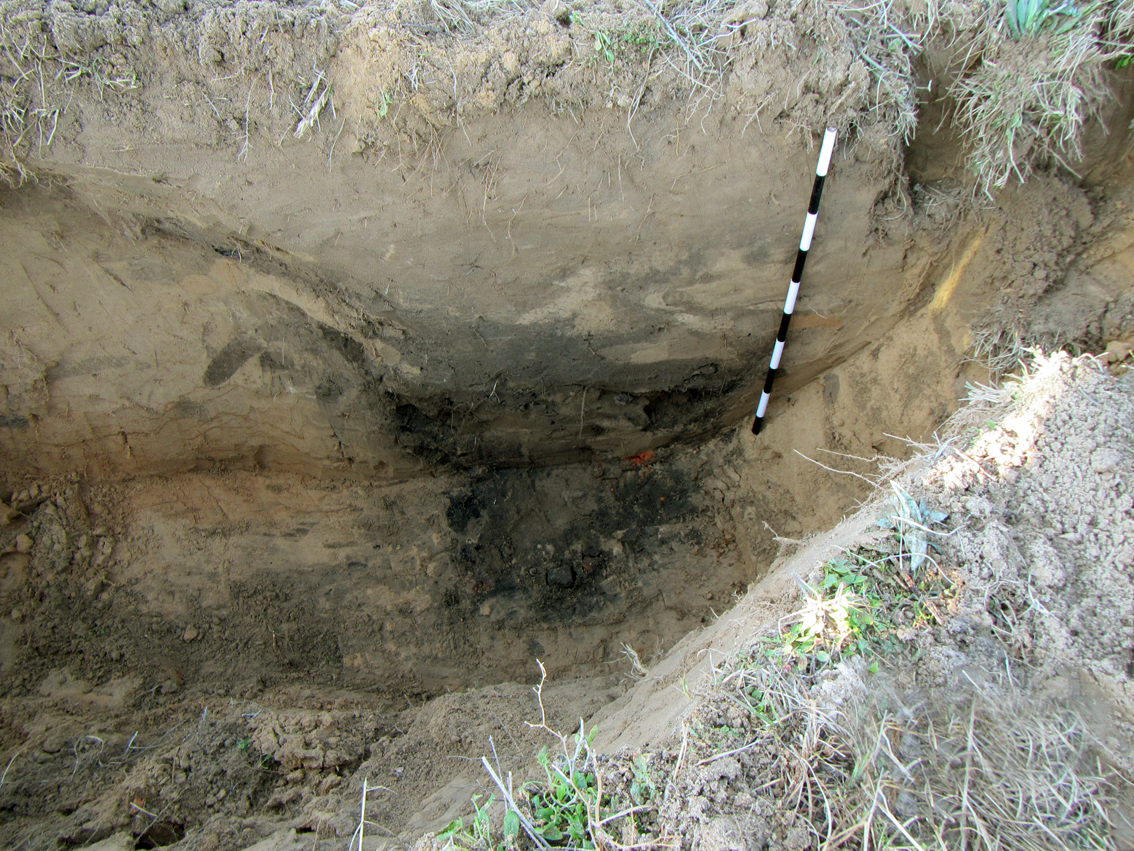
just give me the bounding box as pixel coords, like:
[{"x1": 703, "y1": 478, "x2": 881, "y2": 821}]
[{"x1": 0, "y1": 0, "x2": 982, "y2": 481}]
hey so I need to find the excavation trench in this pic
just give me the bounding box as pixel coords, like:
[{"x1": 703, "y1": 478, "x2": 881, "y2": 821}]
[
  {"x1": 1, "y1": 3, "x2": 1134, "y2": 848},
  {"x1": 3, "y1": 119, "x2": 1131, "y2": 706}
]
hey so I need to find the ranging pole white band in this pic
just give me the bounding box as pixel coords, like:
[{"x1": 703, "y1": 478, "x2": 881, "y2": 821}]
[
  {"x1": 756, "y1": 392, "x2": 770, "y2": 418},
  {"x1": 817, "y1": 127, "x2": 837, "y2": 177},
  {"x1": 769, "y1": 339, "x2": 785, "y2": 369},
  {"x1": 783, "y1": 279, "x2": 801, "y2": 315},
  {"x1": 799, "y1": 213, "x2": 818, "y2": 251},
  {"x1": 752, "y1": 126, "x2": 837, "y2": 436}
]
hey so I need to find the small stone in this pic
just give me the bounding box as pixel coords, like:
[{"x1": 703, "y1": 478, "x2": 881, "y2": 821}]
[
  {"x1": 41, "y1": 735, "x2": 65, "y2": 754},
  {"x1": 160, "y1": 679, "x2": 181, "y2": 695},
  {"x1": 1090, "y1": 447, "x2": 1122, "y2": 473},
  {"x1": 14, "y1": 534, "x2": 32, "y2": 553},
  {"x1": 546, "y1": 564, "x2": 575, "y2": 588},
  {"x1": 182, "y1": 625, "x2": 200, "y2": 642}
]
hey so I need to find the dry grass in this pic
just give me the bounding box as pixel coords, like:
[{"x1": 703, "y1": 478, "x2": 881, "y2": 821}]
[
  {"x1": 843, "y1": 686, "x2": 1116, "y2": 850},
  {"x1": 4, "y1": 0, "x2": 1130, "y2": 193},
  {"x1": 802, "y1": 0, "x2": 926, "y2": 144},
  {"x1": 423, "y1": 0, "x2": 536, "y2": 35},
  {"x1": 792, "y1": 0, "x2": 1132, "y2": 196},
  {"x1": 697, "y1": 650, "x2": 1119, "y2": 850},
  {"x1": 967, "y1": 323, "x2": 1032, "y2": 377},
  {"x1": 952, "y1": 17, "x2": 1113, "y2": 196},
  {"x1": 0, "y1": 20, "x2": 140, "y2": 184}
]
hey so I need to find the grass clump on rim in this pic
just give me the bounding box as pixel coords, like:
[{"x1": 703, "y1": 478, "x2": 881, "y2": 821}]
[
  {"x1": 687, "y1": 503, "x2": 1120, "y2": 849},
  {"x1": 802, "y1": 0, "x2": 1133, "y2": 197},
  {"x1": 942, "y1": 0, "x2": 1133, "y2": 196}
]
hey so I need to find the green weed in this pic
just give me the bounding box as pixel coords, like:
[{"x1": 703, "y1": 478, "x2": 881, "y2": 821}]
[
  {"x1": 1005, "y1": 0, "x2": 1083, "y2": 39},
  {"x1": 592, "y1": 30, "x2": 615, "y2": 63},
  {"x1": 440, "y1": 794, "x2": 518, "y2": 851},
  {"x1": 589, "y1": 22, "x2": 667, "y2": 64},
  {"x1": 444, "y1": 663, "x2": 673, "y2": 851},
  {"x1": 766, "y1": 486, "x2": 955, "y2": 673},
  {"x1": 626, "y1": 754, "x2": 655, "y2": 808},
  {"x1": 616, "y1": 22, "x2": 667, "y2": 56},
  {"x1": 530, "y1": 745, "x2": 599, "y2": 847},
  {"x1": 372, "y1": 90, "x2": 393, "y2": 120},
  {"x1": 875, "y1": 481, "x2": 949, "y2": 574}
]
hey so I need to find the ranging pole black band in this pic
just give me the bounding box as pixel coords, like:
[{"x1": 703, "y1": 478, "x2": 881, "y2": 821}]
[
  {"x1": 752, "y1": 126, "x2": 837, "y2": 435},
  {"x1": 776, "y1": 312, "x2": 792, "y2": 341},
  {"x1": 808, "y1": 174, "x2": 826, "y2": 214},
  {"x1": 790, "y1": 249, "x2": 807, "y2": 284}
]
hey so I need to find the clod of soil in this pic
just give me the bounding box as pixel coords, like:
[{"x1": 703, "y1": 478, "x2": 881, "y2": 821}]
[{"x1": 1, "y1": 1, "x2": 1133, "y2": 849}]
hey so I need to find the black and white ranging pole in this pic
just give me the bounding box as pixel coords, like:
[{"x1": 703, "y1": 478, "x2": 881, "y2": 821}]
[{"x1": 752, "y1": 126, "x2": 837, "y2": 435}]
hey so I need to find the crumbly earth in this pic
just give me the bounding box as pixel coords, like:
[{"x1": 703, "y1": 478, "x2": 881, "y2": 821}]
[
  {"x1": 564, "y1": 354, "x2": 1134, "y2": 851},
  {"x1": 0, "y1": 1, "x2": 1133, "y2": 850}
]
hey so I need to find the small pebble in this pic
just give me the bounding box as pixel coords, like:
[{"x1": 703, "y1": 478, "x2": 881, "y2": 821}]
[
  {"x1": 1090, "y1": 447, "x2": 1121, "y2": 473},
  {"x1": 41, "y1": 735, "x2": 64, "y2": 754}
]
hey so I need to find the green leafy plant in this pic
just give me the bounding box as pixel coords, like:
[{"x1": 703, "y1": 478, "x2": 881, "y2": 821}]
[
  {"x1": 766, "y1": 486, "x2": 955, "y2": 673},
  {"x1": 592, "y1": 30, "x2": 615, "y2": 63},
  {"x1": 773, "y1": 570, "x2": 888, "y2": 670},
  {"x1": 530, "y1": 745, "x2": 599, "y2": 847},
  {"x1": 590, "y1": 22, "x2": 667, "y2": 64},
  {"x1": 627, "y1": 755, "x2": 655, "y2": 807},
  {"x1": 440, "y1": 794, "x2": 518, "y2": 850},
  {"x1": 1005, "y1": 0, "x2": 1083, "y2": 39},
  {"x1": 372, "y1": 90, "x2": 392, "y2": 119},
  {"x1": 616, "y1": 22, "x2": 666, "y2": 57},
  {"x1": 876, "y1": 482, "x2": 949, "y2": 574}
]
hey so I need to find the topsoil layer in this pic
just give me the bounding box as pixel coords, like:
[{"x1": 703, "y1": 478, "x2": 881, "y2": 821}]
[{"x1": 1, "y1": 1, "x2": 1133, "y2": 850}]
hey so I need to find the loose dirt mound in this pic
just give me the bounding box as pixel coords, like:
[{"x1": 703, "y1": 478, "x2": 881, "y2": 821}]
[
  {"x1": 1, "y1": 1, "x2": 1133, "y2": 850},
  {"x1": 525, "y1": 354, "x2": 1134, "y2": 851}
]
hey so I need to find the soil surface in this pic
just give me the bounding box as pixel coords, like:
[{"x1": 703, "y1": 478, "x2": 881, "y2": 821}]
[{"x1": 1, "y1": 1, "x2": 1133, "y2": 850}]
